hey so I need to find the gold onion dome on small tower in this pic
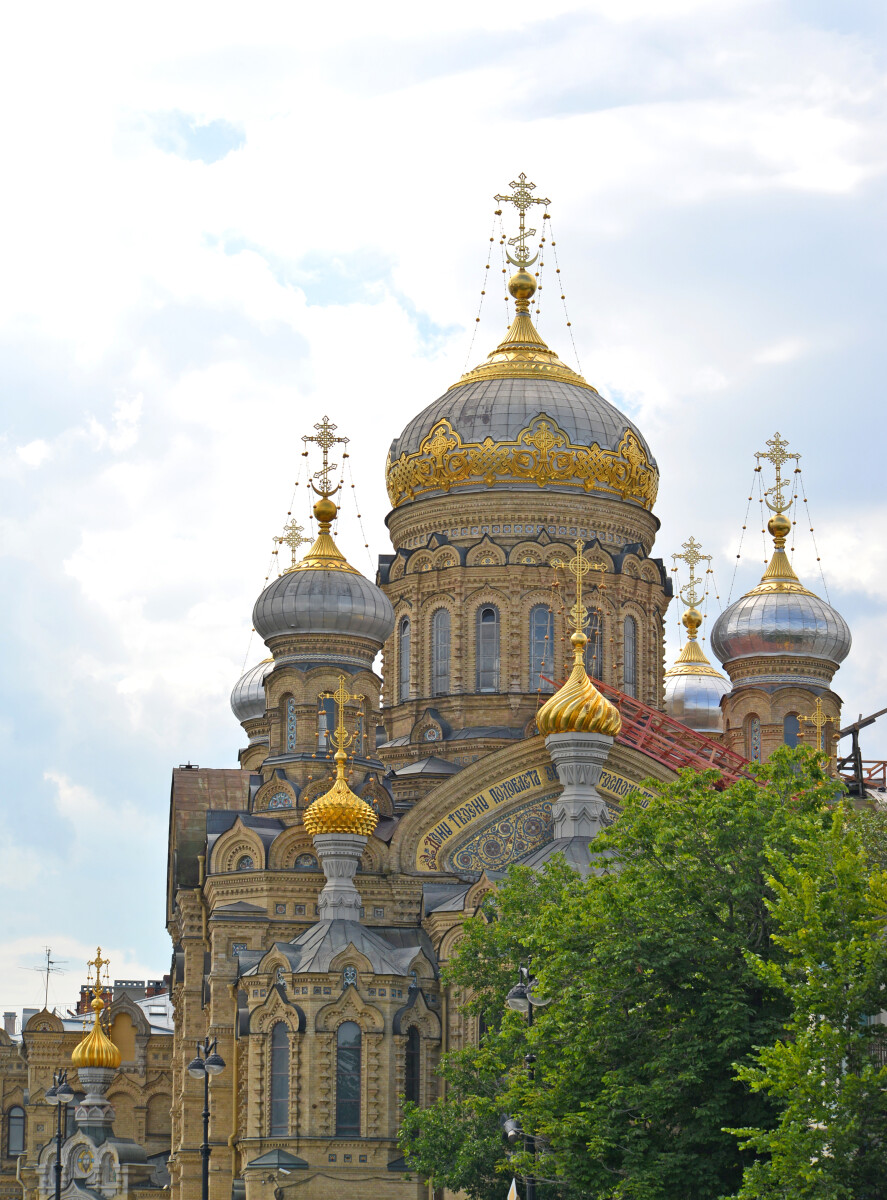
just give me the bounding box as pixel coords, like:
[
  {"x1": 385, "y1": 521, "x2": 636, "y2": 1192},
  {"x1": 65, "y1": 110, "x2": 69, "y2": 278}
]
[
  {"x1": 304, "y1": 749, "x2": 379, "y2": 837},
  {"x1": 71, "y1": 995, "x2": 121, "y2": 1070},
  {"x1": 536, "y1": 632, "x2": 622, "y2": 737}
]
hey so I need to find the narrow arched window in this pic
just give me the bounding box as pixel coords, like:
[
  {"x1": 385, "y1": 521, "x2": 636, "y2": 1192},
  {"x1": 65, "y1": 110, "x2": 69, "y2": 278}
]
[
  {"x1": 318, "y1": 697, "x2": 336, "y2": 752},
  {"x1": 746, "y1": 715, "x2": 762, "y2": 762},
  {"x1": 404, "y1": 1027, "x2": 421, "y2": 1105},
  {"x1": 269, "y1": 1023, "x2": 289, "y2": 1136},
  {"x1": 476, "y1": 606, "x2": 500, "y2": 692},
  {"x1": 529, "y1": 606, "x2": 554, "y2": 693},
  {"x1": 431, "y1": 609, "x2": 450, "y2": 696},
  {"x1": 285, "y1": 697, "x2": 297, "y2": 752},
  {"x1": 623, "y1": 616, "x2": 637, "y2": 697},
  {"x1": 336, "y1": 1022, "x2": 361, "y2": 1136},
  {"x1": 585, "y1": 613, "x2": 603, "y2": 680},
  {"x1": 783, "y1": 713, "x2": 800, "y2": 748},
  {"x1": 399, "y1": 618, "x2": 411, "y2": 703},
  {"x1": 7, "y1": 1107, "x2": 24, "y2": 1156}
]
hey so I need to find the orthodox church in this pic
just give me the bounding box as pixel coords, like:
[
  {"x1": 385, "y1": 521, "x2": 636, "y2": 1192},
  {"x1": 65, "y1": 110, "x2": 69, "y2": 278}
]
[{"x1": 163, "y1": 177, "x2": 851, "y2": 1200}]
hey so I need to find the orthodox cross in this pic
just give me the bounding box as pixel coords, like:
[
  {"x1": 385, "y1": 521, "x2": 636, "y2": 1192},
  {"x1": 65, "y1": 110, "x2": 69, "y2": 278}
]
[
  {"x1": 552, "y1": 539, "x2": 606, "y2": 633},
  {"x1": 87, "y1": 947, "x2": 112, "y2": 1008},
  {"x1": 318, "y1": 674, "x2": 365, "y2": 756},
  {"x1": 495, "y1": 172, "x2": 551, "y2": 267},
  {"x1": 672, "y1": 535, "x2": 711, "y2": 608},
  {"x1": 798, "y1": 697, "x2": 835, "y2": 752},
  {"x1": 755, "y1": 431, "x2": 800, "y2": 514},
  {"x1": 274, "y1": 520, "x2": 308, "y2": 570},
  {"x1": 303, "y1": 416, "x2": 349, "y2": 498}
]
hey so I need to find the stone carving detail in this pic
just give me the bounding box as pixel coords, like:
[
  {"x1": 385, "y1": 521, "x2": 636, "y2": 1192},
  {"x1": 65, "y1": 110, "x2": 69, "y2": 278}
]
[{"x1": 447, "y1": 799, "x2": 555, "y2": 874}]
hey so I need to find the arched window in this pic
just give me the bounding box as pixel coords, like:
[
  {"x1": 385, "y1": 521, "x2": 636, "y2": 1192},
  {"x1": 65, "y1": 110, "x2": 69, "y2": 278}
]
[
  {"x1": 746, "y1": 715, "x2": 762, "y2": 762},
  {"x1": 431, "y1": 609, "x2": 451, "y2": 696},
  {"x1": 529, "y1": 606, "x2": 554, "y2": 693},
  {"x1": 623, "y1": 616, "x2": 637, "y2": 697},
  {"x1": 318, "y1": 697, "x2": 336, "y2": 753},
  {"x1": 336, "y1": 1022, "x2": 361, "y2": 1136},
  {"x1": 585, "y1": 613, "x2": 603, "y2": 680},
  {"x1": 399, "y1": 618, "x2": 411, "y2": 703},
  {"x1": 7, "y1": 1107, "x2": 24, "y2": 1156},
  {"x1": 236, "y1": 855, "x2": 254, "y2": 871},
  {"x1": 269, "y1": 1023, "x2": 289, "y2": 1136},
  {"x1": 783, "y1": 713, "x2": 800, "y2": 748},
  {"x1": 404, "y1": 1027, "x2": 421, "y2": 1105},
  {"x1": 476, "y1": 606, "x2": 500, "y2": 692},
  {"x1": 285, "y1": 697, "x2": 297, "y2": 752}
]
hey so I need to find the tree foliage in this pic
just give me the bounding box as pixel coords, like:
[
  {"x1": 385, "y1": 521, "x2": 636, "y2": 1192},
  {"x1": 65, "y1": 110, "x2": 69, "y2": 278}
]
[
  {"x1": 400, "y1": 749, "x2": 867, "y2": 1200},
  {"x1": 729, "y1": 806, "x2": 887, "y2": 1199}
]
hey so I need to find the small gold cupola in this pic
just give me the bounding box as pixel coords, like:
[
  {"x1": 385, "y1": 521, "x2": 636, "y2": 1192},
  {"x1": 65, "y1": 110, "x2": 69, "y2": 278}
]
[
  {"x1": 303, "y1": 675, "x2": 379, "y2": 838},
  {"x1": 536, "y1": 540, "x2": 621, "y2": 737},
  {"x1": 71, "y1": 949, "x2": 121, "y2": 1070}
]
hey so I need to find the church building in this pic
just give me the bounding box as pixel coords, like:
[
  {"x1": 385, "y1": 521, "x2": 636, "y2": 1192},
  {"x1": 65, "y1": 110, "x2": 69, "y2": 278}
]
[{"x1": 163, "y1": 176, "x2": 851, "y2": 1200}]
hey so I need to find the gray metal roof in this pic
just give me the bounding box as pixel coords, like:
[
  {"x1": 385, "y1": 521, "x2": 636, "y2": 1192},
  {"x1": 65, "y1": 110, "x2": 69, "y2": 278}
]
[
  {"x1": 389, "y1": 376, "x2": 655, "y2": 466},
  {"x1": 711, "y1": 589, "x2": 851, "y2": 667},
  {"x1": 394, "y1": 756, "x2": 463, "y2": 777},
  {"x1": 230, "y1": 659, "x2": 273, "y2": 723},
  {"x1": 253, "y1": 568, "x2": 395, "y2": 647}
]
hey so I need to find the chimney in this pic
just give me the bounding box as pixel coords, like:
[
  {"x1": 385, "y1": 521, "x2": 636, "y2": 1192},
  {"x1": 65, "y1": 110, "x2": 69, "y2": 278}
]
[{"x1": 3, "y1": 1012, "x2": 15, "y2": 1036}]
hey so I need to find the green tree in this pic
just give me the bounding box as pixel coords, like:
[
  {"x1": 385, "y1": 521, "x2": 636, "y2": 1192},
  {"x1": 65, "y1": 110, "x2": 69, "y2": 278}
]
[
  {"x1": 729, "y1": 806, "x2": 887, "y2": 1199},
  {"x1": 400, "y1": 748, "x2": 840, "y2": 1200}
]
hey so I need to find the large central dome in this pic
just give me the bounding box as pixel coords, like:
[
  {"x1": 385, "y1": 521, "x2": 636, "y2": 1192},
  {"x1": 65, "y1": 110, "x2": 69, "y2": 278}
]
[{"x1": 386, "y1": 297, "x2": 658, "y2": 512}]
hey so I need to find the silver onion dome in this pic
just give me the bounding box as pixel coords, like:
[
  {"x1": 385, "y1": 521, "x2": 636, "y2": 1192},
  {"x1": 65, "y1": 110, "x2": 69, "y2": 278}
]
[
  {"x1": 253, "y1": 498, "x2": 394, "y2": 649},
  {"x1": 254, "y1": 568, "x2": 395, "y2": 646},
  {"x1": 665, "y1": 671, "x2": 730, "y2": 734},
  {"x1": 231, "y1": 659, "x2": 274, "y2": 723},
  {"x1": 664, "y1": 607, "x2": 730, "y2": 734},
  {"x1": 710, "y1": 521, "x2": 850, "y2": 669}
]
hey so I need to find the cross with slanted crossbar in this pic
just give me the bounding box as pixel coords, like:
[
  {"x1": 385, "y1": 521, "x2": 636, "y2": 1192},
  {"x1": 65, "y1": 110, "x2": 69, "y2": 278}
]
[
  {"x1": 275, "y1": 520, "x2": 308, "y2": 570},
  {"x1": 303, "y1": 416, "x2": 349, "y2": 497},
  {"x1": 495, "y1": 173, "x2": 551, "y2": 267},
  {"x1": 798, "y1": 697, "x2": 834, "y2": 752},
  {"x1": 318, "y1": 674, "x2": 365, "y2": 756},
  {"x1": 755, "y1": 431, "x2": 800, "y2": 514},
  {"x1": 552, "y1": 539, "x2": 606, "y2": 634},
  {"x1": 673, "y1": 535, "x2": 711, "y2": 608}
]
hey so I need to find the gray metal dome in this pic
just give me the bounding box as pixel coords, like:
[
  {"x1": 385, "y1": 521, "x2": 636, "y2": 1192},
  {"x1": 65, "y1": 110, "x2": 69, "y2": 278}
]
[
  {"x1": 231, "y1": 659, "x2": 273, "y2": 723},
  {"x1": 389, "y1": 376, "x2": 655, "y2": 466},
  {"x1": 711, "y1": 588, "x2": 851, "y2": 667},
  {"x1": 664, "y1": 670, "x2": 730, "y2": 734},
  {"x1": 253, "y1": 568, "x2": 395, "y2": 647}
]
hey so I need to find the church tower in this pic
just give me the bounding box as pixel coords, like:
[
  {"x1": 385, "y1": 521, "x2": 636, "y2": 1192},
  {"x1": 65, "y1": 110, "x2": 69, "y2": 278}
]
[
  {"x1": 664, "y1": 537, "x2": 729, "y2": 735},
  {"x1": 711, "y1": 434, "x2": 850, "y2": 762}
]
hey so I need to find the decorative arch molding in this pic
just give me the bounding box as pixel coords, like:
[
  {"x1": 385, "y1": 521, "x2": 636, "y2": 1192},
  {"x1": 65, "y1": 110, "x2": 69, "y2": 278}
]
[
  {"x1": 461, "y1": 583, "x2": 513, "y2": 610},
  {"x1": 356, "y1": 838, "x2": 387, "y2": 873},
  {"x1": 249, "y1": 985, "x2": 307, "y2": 1035},
  {"x1": 315, "y1": 988, "x2": 385, "y2": 1035},
  {"x1": 254, "y1": 779, "x2": 298, "y2": 814},
  {"x1": 392, "y1": 989, "x2": 442, "y2": 1041},
  {"x1": 268, "y1": 825, "x2": 320, "y2": 870},
  {"x1": 211, "y1": 822, "x2": 266, "y2": 874},
  {"x1": 24, "y1": 1008, "x2": 64, "y2": 1033},
  {"x1": 465, "y1": 536, "x2": 506, "y2": 568}
]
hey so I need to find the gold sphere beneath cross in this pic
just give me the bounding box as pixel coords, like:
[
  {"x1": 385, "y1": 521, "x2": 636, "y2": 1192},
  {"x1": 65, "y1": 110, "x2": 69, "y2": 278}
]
[{"x1": 508, "y1": 269, "x2": 536, "y2": 302}]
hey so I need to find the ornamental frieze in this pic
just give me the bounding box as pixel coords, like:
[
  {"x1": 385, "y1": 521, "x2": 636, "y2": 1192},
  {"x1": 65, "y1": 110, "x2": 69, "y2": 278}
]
[{"x1": 386, "y1": 414, "x2": 659, "y2": 510}]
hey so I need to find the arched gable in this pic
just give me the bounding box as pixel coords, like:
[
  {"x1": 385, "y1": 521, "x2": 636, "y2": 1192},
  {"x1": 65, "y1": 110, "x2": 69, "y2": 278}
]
[
  {"x1": 210, "y1": 819, "x2": 266, "y2": 873},
  {"x1": 315, "y1": 987, "x2": 384, "y2": 1034}
]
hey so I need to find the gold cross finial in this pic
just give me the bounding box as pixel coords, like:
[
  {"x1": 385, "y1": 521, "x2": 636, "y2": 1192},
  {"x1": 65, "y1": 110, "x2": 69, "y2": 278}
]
[
  {"x1": 755, "y1": 431, "x2": 800, "y2": 514},
  {"x1": 494, "y1": 172, "x2": 551, "y2": 268},
  {"x1": 87, "y1": 947, "x2": 111, "y2": 1001},
  {"x1": 552, "y1": 539, "x2": 606, "y2": 634},
  {"x1": 319, "y1": 674, "x2": 365, "y2": 759},
  {"x1": 673, "y1": 535, "x2": 711, "y2": 608},
  {"x1": 274, "y1": 520, "x2": 308, "y2": 570},
  {"x1": 303, "y1": 416, "x2": 349, "y2": 499},
  {"x1": 798, "y1": 697, "x2": 835, "y2": 752}
]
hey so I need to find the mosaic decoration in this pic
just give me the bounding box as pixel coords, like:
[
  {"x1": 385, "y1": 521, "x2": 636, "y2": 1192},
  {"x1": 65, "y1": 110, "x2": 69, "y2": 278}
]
[
  {"x1": 266, "y1": 790, "x2": 293, "y2": 810},
  {"x1": 447, "y1": 798, "x2": 556, "y2": 874},
  {"x1": 295, "y1": 853, "x2": 318, "y2": 870},
  {"x1": 286, "y1": 698, "x2": 297, "y2": 752}
]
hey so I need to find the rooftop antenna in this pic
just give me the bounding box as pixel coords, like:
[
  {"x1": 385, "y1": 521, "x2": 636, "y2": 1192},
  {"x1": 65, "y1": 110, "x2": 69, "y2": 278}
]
[{"x1": 19, "y1": 947, "x2": 67, "y2": 1011}]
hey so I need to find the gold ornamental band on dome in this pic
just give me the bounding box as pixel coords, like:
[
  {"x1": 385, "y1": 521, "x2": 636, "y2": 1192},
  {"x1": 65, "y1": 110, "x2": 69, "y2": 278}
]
[{"x1": 386, "y1": 414, "x2": 658, "y2": 511}]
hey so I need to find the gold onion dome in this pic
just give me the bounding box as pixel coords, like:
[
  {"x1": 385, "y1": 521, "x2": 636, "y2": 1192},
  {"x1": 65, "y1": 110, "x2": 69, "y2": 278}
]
[
  {"x1": 303, "y1": 749, "x2": 379, "y2": 838},
  {"x1": 71, "y1": 995, "x2": 121, "y2": 1070},
  {"x1": 536, "y1": 632, "x2": 622, "y2": 737}
]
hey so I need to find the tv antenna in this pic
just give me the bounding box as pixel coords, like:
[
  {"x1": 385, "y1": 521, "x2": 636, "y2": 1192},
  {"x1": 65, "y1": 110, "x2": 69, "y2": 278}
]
[{"x1": 19, "y1": 947, "x2": 67, "y2": 1011}]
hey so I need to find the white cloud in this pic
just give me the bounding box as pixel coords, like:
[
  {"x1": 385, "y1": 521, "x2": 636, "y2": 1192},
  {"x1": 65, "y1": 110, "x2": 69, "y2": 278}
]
[
  {"x1": 16, "y1": 440, "x2": 52, "y2": 467},
  {"x1": 753, "y1": 337, "x2": 809, "y2": 365}
]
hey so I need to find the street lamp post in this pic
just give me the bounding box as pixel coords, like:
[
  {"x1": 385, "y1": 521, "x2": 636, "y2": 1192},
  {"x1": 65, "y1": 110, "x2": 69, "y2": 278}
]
[
  {"x1": 187, "y1": 1037, "x2": 226, "y2": 1200},
  {"x1": 45, "y1": 1069, "x2": 75, "y2": 1200},
  {"x1": 505, "y1": 963, "x2": 551, "y2": 1200}
]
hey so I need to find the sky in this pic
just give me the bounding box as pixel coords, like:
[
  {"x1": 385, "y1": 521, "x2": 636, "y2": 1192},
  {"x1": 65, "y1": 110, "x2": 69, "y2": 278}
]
[{"x1": 1, "y1": 0, "x2": 886, "y2": 1017}]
